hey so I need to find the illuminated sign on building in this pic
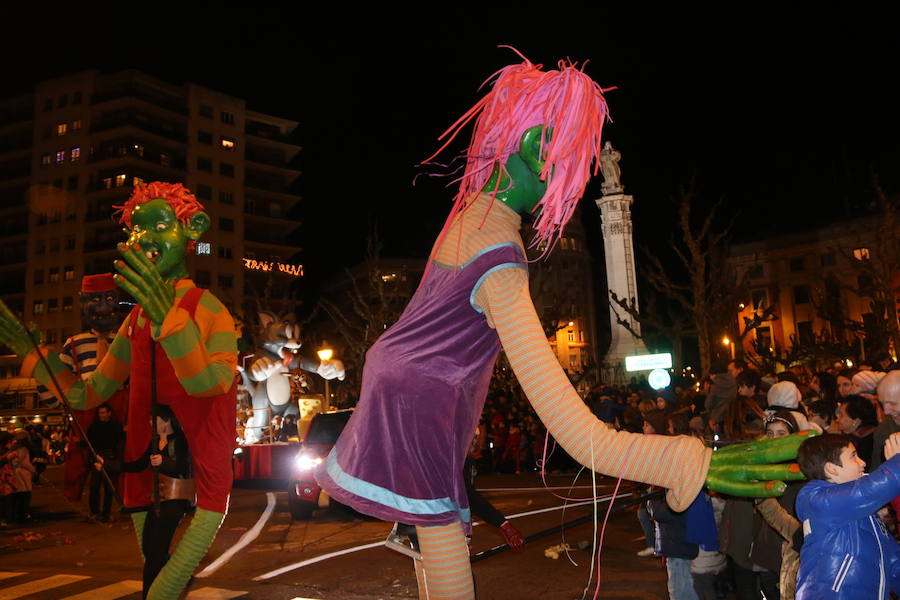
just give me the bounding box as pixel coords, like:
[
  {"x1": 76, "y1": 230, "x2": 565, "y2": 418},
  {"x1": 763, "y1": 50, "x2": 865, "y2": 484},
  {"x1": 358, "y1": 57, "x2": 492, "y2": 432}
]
[
  {"x1": 242, "y1": 257, "x2": 303, "y2": 277},
  {"x1": 624, "y1": 352, "x2": 673, "y2": 372}
]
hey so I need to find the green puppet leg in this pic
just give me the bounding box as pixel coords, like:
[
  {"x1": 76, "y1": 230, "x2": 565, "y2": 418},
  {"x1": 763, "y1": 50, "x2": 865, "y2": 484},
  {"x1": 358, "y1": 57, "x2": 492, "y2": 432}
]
[
  {"x1": 146, "y1": 508, "x2": 224, "y2": 600},
  {"x1": 131, "y1": 512, "x2": 147, "y2": 562}
]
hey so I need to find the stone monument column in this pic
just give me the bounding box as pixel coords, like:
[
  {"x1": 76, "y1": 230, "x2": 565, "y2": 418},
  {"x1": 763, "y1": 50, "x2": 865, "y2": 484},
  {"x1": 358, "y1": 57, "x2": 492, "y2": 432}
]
[{"x1": 595, "y1": 142, "x2": 648, "y2": 376}]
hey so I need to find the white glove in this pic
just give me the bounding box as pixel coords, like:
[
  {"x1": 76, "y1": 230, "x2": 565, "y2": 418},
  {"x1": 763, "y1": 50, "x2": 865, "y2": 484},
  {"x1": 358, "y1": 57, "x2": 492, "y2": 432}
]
[
  {"x1": 249, "y1": 356, "x2": 280, "y2": 381},
  {"x1": 317, "y1": 359, "x2": 345, "y2": 381}
]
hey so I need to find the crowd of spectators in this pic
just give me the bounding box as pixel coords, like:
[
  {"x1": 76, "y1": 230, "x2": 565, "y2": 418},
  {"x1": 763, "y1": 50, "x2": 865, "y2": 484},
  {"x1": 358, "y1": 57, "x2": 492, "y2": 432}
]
[{"x1": 474, "y1": 353, "x2": 900, "y2": 599}]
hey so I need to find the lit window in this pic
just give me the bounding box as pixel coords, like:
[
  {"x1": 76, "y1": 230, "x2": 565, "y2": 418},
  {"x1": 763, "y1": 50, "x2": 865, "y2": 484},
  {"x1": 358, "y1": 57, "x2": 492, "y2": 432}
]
[
  {"x1": 115, "y1": 173, "x2": 127, "y2": 187},
  {"x1": 72, "y1": 119, "x2": 82, "y2": 131},
  {"x1": 132, "y1": 176, "x2": 144, "y2": 187},
  {"x1": 196, "y1": 242, "x2": 211, "y2": 255},
  {"x1": 70, "y1": 147, "x2": 81, "y2": 161},
  {"x1": 55, "y1": 151, "x2": 65, "y2": 165},
  {"x1": 560, "y1": 238, "x2": 568, "y2": 250},
  {"x1": 102, "y1": 177, "x2": 112, "y2": 190},
  {"x1": 62, "y1": 297, "x2": 73, "y2": 311},
  {"x1": 41, "y1": 154, "x2": 51, "y2": 166},
  {"x1": 64, "y1": 265, "x2": 74, "y2": 280},
  {"x1": 133, "y1": 144, "x2": 144, "y2": 157},
  {"x1": 49, "y1": 267, "x2": 60, "y2": 283},
  {"x1": 221, "y1": 137, "x2": 235, "y2": 150},
  {"x1": 57, "y1": 123, "x2": 67, "y2": 136},
  {"x1": 33, "y1": 301, "x2": 44, "y2": 315},
  {"x1": 853, "y1": 247, "x2": 870, "y2": 260}
]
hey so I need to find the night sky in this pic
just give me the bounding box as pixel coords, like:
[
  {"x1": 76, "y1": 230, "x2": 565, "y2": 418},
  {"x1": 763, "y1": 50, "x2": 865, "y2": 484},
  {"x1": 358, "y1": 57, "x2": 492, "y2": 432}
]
[{"x1": 4, "y1": 8, "x2": 899, "y2": 294}]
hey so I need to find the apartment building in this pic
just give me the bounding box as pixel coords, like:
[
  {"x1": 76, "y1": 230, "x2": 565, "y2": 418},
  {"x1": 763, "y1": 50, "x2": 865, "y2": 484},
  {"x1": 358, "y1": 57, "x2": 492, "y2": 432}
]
[{"x1": 0, "y1": 69, "x2": 303, "y2": 412}]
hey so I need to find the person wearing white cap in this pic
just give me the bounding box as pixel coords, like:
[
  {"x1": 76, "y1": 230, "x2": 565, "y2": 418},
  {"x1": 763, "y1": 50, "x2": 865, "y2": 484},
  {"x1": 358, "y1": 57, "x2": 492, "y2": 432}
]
[{"x1": 766, "y1": 381, "x2": 823, "y2": 434}]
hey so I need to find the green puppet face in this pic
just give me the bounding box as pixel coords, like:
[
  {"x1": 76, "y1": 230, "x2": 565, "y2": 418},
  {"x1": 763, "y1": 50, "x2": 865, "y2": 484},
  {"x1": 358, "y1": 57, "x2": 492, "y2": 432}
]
[
  {"x1": 481, "y1": 125, "x2": 550, "y2": 215},
  {"x1": 127, "y1": 198, "x2": 209, "y2": 280}
]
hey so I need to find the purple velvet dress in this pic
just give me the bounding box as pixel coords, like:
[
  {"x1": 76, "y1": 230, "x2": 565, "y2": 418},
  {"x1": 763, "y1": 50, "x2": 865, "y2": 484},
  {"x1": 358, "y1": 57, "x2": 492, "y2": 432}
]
[{"x1": 316, "y1": 242, "x2": 526, "y2": 531}]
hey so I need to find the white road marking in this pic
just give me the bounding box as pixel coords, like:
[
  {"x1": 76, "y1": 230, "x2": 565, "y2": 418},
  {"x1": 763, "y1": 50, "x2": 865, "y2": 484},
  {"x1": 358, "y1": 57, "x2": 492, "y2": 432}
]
[
  {"x1": 59, "y1": 580, "x2": 142, "y2": 600},
  {"x1": 253, "y1": 492, "x2": 629, "y2": 581},
  {"x1": 187, "y1": 587, "x2": 248, "y2": 599},
  {"x1": 197, "y1": 491, "x2": 277, "y2": 578},
  {"x1": 0, "y1": 574, "x2": 90, "y2": 599}
]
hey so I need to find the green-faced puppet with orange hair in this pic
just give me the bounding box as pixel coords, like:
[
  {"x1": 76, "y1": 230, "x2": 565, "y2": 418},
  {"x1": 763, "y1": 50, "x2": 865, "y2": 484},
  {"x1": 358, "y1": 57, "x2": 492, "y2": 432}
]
[{"x1": 0, "y1": 182, "x2": 237, "y2": 600}]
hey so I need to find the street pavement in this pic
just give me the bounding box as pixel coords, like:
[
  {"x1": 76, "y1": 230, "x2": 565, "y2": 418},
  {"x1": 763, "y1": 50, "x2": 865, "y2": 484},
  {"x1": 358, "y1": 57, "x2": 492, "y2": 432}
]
[{"x1": 0, "y1": 465, "x2": 670, "y2": 599}]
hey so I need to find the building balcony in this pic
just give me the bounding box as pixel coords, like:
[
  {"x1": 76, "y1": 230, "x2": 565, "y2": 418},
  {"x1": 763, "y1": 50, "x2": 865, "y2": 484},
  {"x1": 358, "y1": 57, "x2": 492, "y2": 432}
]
[
  {"x1": 92, "y1": 87, "x2": 189, "y2": 116},
  {"x1": 90, "y1": 116, "x2": 188, "y2": 144},
  {"x1": 245, "y1": 121, "x2": 298, "y2": 146}
]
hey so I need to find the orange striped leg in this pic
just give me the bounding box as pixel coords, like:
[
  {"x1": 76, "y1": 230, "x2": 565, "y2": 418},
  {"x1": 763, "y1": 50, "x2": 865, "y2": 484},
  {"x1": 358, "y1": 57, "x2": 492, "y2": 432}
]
[{"x1": 415, "y1": 522, "x2": 474, "y2": 600}]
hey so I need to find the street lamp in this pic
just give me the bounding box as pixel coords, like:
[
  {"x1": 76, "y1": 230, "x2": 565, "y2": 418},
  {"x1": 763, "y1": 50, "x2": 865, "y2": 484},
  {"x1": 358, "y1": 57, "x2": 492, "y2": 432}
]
[
  {"x1": 722, "y1": 336, "x2": 735, "y2": 360},
  {"x1": 318, "y1": 344, "x2": 334, "y2": 409}
]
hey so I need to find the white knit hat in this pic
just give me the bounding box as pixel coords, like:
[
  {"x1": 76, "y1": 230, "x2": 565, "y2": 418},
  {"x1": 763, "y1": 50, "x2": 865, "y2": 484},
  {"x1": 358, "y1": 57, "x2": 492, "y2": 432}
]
[
  {"x1": 767, "y1": 381, "x2": 801, "y2": 409},
  {"x1": 851, "y1": 370, "x2": 886, "y2": 395}
]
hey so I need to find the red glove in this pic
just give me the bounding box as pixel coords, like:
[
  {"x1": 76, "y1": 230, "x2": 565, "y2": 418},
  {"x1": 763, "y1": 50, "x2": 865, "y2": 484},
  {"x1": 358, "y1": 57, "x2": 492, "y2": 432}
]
[{"x1": 500, "y1": 521, "x2": 525, "y2": 551}]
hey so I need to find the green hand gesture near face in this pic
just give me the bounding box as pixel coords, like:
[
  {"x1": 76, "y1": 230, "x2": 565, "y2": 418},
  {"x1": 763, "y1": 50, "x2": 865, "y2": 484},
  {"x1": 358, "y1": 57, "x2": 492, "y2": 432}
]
[
  {"x1": 113, "y1": 197, "x2": 209, "y2": 325},
  {"x1": 705, "y1": 431, "x2": 816, "y2": 497}
]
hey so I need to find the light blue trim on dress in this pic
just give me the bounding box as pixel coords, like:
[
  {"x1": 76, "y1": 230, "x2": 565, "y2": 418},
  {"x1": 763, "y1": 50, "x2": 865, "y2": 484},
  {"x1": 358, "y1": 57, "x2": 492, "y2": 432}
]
[
  {"x1": 432, "y1": 241, "x2": 523, "y2": 271},
  {"x1": 470, "y1": 263, "x2": 528, "y2": 313},
  {"x1": 326, "y1": 449, "x2": 471, "y2": 523}
]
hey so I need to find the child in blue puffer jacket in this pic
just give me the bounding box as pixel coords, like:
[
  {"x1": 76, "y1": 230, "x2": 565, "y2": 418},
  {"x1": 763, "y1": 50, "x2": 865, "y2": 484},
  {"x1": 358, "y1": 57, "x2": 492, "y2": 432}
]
[{"x1": 795, "y1": 432, "x2": 900, "y2": 599}]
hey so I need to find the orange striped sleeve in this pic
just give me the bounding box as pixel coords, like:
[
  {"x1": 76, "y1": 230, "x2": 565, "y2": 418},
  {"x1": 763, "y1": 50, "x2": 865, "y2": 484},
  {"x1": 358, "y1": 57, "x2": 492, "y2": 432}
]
[{"x1": 475, "y1": 268, "x2": 711, "y2": 511}]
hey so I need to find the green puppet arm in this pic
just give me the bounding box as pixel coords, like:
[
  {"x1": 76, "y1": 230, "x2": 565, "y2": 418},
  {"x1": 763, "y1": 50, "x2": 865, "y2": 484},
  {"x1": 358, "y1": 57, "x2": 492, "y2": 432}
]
[
  {"x1": 146, "y1": 508, "x2": 224, "y2": 600},
  {"x1": 0, "y1": 299, "x2": 41, "y2": 359},
  {"x1": 705, "y1": 431, "x2": 815, "y2": 497},
  {"x1": 114, "y1": 242, "x2": 175, "y2": 325}
]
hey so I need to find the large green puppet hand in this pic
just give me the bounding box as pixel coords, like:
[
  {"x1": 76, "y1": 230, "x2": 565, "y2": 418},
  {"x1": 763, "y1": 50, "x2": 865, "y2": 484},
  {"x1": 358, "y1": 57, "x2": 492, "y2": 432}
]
[
  {"x1": 705, "y1": 431, "x2": 815, "y2": 497},
  {"x1": 114, "y1": 242, "x2": 175, "y2": 325},
  {"x1": 0, "y1": 300, "x2": 41, "y2": 358}
]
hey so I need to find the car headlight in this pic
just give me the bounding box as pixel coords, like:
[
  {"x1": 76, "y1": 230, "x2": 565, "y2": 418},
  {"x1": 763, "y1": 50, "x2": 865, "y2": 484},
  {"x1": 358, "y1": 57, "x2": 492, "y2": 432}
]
[{"x1": 295, "y1": 455, "x2": 323, "y2": 470}]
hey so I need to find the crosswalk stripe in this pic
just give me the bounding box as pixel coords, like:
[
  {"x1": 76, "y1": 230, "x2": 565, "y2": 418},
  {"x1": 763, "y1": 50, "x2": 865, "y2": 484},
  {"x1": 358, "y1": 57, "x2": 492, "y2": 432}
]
[
  {"x1": 187, "y1": 587, "x2": 248, "y2": 599},
  {"x1": 59, "y1": 579, "x2": 143, "y2": 600},
  {"x1": 0, "y1": 574, "x2": 91, "y2": 600},
  {"x1": 0, "y1": 573, "x2": 26, "y2": 581}
]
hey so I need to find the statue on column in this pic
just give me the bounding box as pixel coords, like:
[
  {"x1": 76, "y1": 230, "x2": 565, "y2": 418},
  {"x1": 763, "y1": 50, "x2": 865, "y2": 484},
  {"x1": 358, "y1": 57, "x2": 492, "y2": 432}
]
[{"x1": 600, "y1": 140, "x2": 623, "y2": 195}]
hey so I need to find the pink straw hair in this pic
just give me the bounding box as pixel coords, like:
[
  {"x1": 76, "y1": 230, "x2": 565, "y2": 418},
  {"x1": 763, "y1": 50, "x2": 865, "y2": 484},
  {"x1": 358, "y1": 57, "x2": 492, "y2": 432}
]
[{"x1": 424, "y1": 47, "x2": 613, "y2": 256}]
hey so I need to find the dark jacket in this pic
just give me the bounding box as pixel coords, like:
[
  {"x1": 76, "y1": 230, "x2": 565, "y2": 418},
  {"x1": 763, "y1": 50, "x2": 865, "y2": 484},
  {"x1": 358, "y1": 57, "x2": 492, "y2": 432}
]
[
  {"x1": 795, "y1": 455, "x2": 900, "y2": 599},
  {"x1": 648, "y1": 498, "x2": 698, "y2": 560}
]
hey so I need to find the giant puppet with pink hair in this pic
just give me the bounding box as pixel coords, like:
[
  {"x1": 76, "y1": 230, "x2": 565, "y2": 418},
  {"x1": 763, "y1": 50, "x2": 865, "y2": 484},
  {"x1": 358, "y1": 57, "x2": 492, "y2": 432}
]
[{"x1": 315, "y1": 49, "x2": 814, "y2": 598}]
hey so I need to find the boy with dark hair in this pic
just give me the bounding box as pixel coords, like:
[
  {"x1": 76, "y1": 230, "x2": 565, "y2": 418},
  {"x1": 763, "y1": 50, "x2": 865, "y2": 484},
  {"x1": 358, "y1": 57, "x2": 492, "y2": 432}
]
[{"x1": 794, "y1": 433, "x2": 900, "y2": 599}]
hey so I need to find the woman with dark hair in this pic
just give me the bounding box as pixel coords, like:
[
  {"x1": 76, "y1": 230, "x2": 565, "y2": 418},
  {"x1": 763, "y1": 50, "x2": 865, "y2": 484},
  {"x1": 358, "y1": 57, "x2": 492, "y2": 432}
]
[
  {"x1": 721, "y1": 393, "x2": 766, "y2": 443},
  {"x1": 809, "y1": 371, "x2": 837, "y2": 404},
  {"x1": 836, "y1": 394, "x2": 879, "y2": 470}
]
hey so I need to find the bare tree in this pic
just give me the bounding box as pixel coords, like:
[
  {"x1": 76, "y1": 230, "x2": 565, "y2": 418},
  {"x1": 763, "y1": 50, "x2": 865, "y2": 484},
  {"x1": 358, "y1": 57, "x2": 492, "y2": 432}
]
[
  {"x1": 315, "y1": 234, "x2": 416, "y2": 394},
  {"x1": 613, "y1": 180, "x2": 768, "y2": 373}
]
